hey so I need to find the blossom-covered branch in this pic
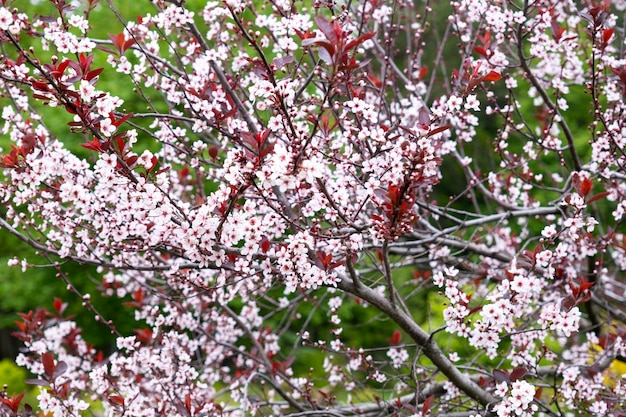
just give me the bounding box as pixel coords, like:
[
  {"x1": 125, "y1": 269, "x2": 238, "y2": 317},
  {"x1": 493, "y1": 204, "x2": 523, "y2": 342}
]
[{"x1": 1, "y1": 0, "x2": 626, "y2": 416}]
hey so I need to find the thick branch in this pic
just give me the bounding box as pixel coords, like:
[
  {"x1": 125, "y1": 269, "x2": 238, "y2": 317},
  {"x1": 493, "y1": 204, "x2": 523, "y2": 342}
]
[{"x1": 335, "y1": 275, "x2": 498, "y2": 409}]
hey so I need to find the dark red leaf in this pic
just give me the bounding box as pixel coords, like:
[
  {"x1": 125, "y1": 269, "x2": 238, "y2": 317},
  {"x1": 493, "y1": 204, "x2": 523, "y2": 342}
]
[
  {"x1": 96, "y1": 45, "x2": 118, "y2": 55},
  {"x1": 317, "y1": 42, "x2": 334, "y2": 64},
  {"x1": 125, "y1": 155, "x2": 138, "y2": 168},
  {"x1": 468, "y1": 305, "x2": 483, "y2": 315},
  {"x1": 113, "y1": 112, "x2": 133, "y2": 127},
  {"x1": 426, "y1": 125, "x2": 451, "y2": 138},
  {"x1": 578, "y1": 276, "x2": 594, "y2": 292},
  {"x1": 315, "y1": 15, "x2": 338, "y2": 44},
  {"x1": 25, "y1": 378, "x2": 50, "y2": 387},
  {"x1": 510, "y1": 366, "x2": 527, "y2": 382},
  {"x1": 31, "y1": 80, "x2": 50, "y2": 92},
  {"x1": 561, "y1": 294, "x2": 576, "y2": 312},
  {"x1": 53, "y1": 361, "x2": 68, "y2": 379},
  {"x1": 147, "y1": 155, "x2": 158, "y2": 173},
  {"x1": 493, "y1": 369, "x2": 510, "y2": 383},
  {"x1": 81, "y1": 137, "x2": 104, "y2": 152},
  {"x1": 579, "y1": 178, "x2": 592, "y2": 197},
  {"x1": 344, "y1": 32, "x2": 376, "y2": 51},
  {"x1": 587, "y1": 191, "x2": 609, "y2": 204},
  {"x1": 109, "y1": 395, "x2": 125, "y2": 406},
  {"x1": 1, "y1": 392, "x2": 24, "y2": 413},
  {"x1": 57, "y1": 59, "x2": 71, "y2": 75},
  {"x1": 85, "y1": 67, "x2": 104, "y2": 82},
  {"x1": 42, "y1": 352, "x2": 56, "y2": 377},
  {"x1": 32, "y1": 93, "x2": 52, "y2": 101}
]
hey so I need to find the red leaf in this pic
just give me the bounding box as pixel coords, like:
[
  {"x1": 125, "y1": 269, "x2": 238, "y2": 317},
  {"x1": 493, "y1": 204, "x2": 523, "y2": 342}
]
[
  {"x1": 317, "y1": 43, "x2": 334, "y2": 64},
  {"x1": 368, "y1": 74, "x2": 382, "y2": 88},
  {"x1": 53, "y1": 361, "x2": 68, "y2": 379},
  {"x1": 510, "y1": 366, "x2": 527, "y2": 382},
  {"x1": 184, "y1": 393, "x2": 192, "y2": 411},
  {"x1": 146, "y1": 155, "x2": 158, "y2": 173},
  {"x1": 109, "y1": 395, "x2": 125, "y2": 406},
  {"x1": 114, "y1": 32, "x2": 125, "y2": 51},
  {"x1": 422, "y1": 394, "x2": 434, "y2": 415},
  {"x1": 1, "y1": 147, "x2": 20, "y2": 168},
  {"x1": 96, "y1": 45, "x2": 118, "y2": 55},
  {"x1": 32, "y1": 93, "x2": 52, "y2": 101},
  {"x1": 53, "y1": 297, "x2": 66, "y2": 315},
  {"x1": 25, "y1": 378, "x2": 50, "y2": 387},
  {"x1": 551, "y1": 19, "x2": 565, "y2": 42},
  {"x1": 57, "y1": 59, "x2": 71, "y2": 76},
  {"x1": 426, "y1": 125, "x2": 451, "y2": 138},
  {"x1": 578, "y1": 276, "x2": 594, "y2": 292},
  {"x1": 125, "y1": 155, "x2": 138, "y2": 168},
  {"x1": 473, "y1": 46, "x2": 487, "y2": 57},
  {"x1": 344, "y1": 31, "x2": 376, "y2": 51},
  {"x1": 20, "y1": 133, "x2": 37, "y2": 155},
  {"x1": 113, "y1": 112, "x2": 133, "y2": 128},
  {"x1": 81, "y1": 137, "x2": 104, "y2": 153},
  {"x1": 78, "y1": 53, "x2": 93, "y2": 70},
  {"x1": 133, "y1": 288, "x2": 144, "y2": 303},
  {"x1": 115, "y1": 136, "x2": 125, "y2": 152},
  {"x1": 493, "y1": 369, "x2": 510, "y2": 383},
  {"x1": 273, "y1": 55, "x2": 294, "y2": 69},
  {"x1": 1, "y1": 392, "x2": 24, "y2": 413},
  {"x1": 561, "y1": 294, "x2": 576, "y2": 312},
  {"x1": 483, "y1": 71, "x2": 502, "y2": 82},
  {"x1": 468, "y1": 305, "x2": 483, "y2": 315},
  {"x1": 85, "y1": 67, "x2": 104, "y2": 82},
  {"x1": 123, "y1": 38, "x2": 136, "y2": 54},
  {"x1": 388, "y1": 330, "x2": 401, "y2": 346},
  {"x1": 260, "y1": 237, "x2": 271, "y2": 253},
  {"x1": 208, "y1": 146, "x2": 220, "y2": 159},
  {"x1": 418, "y1": 65, "x2": 428, "y2": 79},
  {"x1": 295, "y1": 28, "x2": 313, "y2": 40},
  {"x1": 42, "y1": 352, "x2": 56, "y2": 377},
  {"x1": 603, "y1": 28, "x2": 615, "y2": 44},
  {"x1": 31, "y1": 80, "x2": 50, "y2": 92},
  {"x1": 134, "y1": 328, "x2": 153, "y2": 344},
  {"x1": 587, "y1": 191, "x2": 610, "y2": 204},
  {"x1": 315, "y1": 15, "x2": 339, "y2": 44},
  {"x1": 579, "y1": 177, "x2": 592, "y2": 197},
  {"x1": 418, "y1": 107, "x2": 431, "y2": 127}
]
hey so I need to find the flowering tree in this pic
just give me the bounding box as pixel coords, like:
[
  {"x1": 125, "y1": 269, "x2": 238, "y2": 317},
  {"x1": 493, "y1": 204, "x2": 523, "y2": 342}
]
[{"x1": 1, "y1": 0, "x2": 626, "y2": 415}]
